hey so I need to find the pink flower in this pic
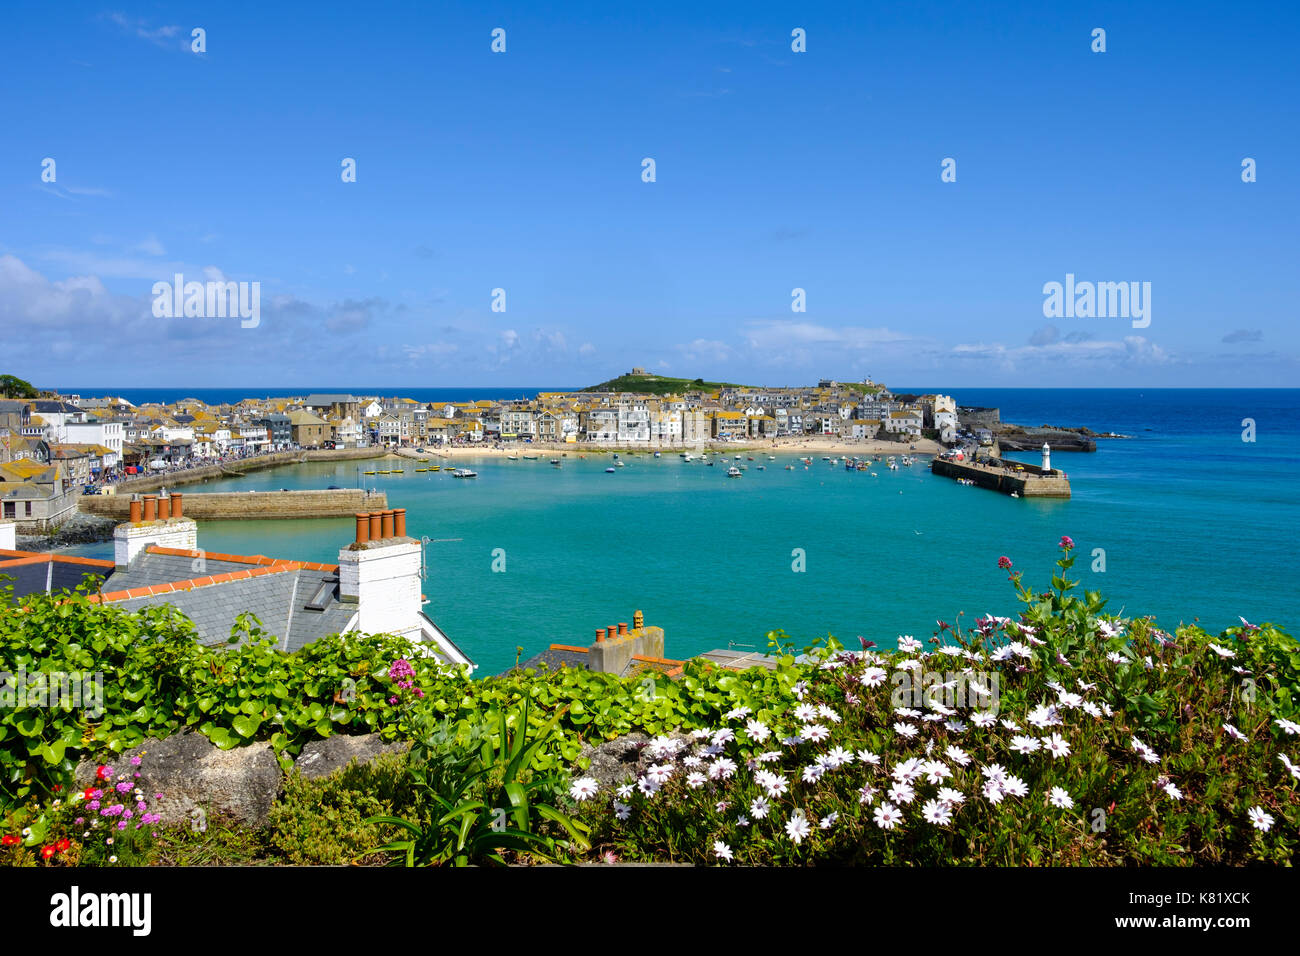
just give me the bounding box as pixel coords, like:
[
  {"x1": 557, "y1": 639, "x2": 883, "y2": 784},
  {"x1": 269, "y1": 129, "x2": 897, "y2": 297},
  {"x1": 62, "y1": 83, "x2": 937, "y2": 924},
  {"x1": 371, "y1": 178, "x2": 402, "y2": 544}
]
[
  {"x1": 130, "y1": 756, "x2": 143, "y2": 766},
  {"x1": 998, "y1": 556, "x2": 1013, "y2": 569},
  {"x1": 1059, "y1": 536, "x2": 1074, "y2": 550}
]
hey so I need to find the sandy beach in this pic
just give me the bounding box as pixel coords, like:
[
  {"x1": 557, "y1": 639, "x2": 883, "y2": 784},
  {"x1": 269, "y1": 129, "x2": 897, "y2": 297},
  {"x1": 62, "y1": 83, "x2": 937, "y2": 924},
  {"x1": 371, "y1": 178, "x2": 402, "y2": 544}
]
[{"x1": 391, "y1": 435, "x2": 942, "y2": 460}]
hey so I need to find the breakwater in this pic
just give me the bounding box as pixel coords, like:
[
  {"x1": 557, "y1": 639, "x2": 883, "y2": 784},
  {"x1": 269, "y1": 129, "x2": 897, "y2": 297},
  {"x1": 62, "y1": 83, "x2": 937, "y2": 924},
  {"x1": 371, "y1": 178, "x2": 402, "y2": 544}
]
[
  {"x1": 112, "y1": 448, "x2": 391, "y2": 494},
  {"x1": 930, "y1": 457, "x2": 1071, "y2": 498},
  {"x1": 78, "y1": 488, "x2": 388, "y2": 521}
]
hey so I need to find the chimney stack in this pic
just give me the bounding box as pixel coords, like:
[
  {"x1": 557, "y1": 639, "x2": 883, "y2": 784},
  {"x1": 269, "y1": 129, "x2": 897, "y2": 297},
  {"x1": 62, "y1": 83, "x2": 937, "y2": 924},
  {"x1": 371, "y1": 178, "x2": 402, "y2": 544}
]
[
  {"x1": 129, "y1": 498, "x2": 142, "y2": 523},
  {"x1": 338, "y1": 504, "x2": 423, "y2": 641},
  {"x1": 595, "y1": 628, "x2": 606, "y2": 642},
  {"x1": 142, "y1": 495, "x2": 156, "y2": 521},
  {"x1": 170, "y1": 493, "x2": 183, "y2": 519}
]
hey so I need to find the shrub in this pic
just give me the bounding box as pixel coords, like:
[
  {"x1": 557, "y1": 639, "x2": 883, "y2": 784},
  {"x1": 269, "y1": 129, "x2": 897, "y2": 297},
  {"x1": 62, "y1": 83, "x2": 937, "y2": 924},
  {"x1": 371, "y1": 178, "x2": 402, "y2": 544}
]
[{"x1": 269, "y1": 754, "x2": 411, "y2": 865}]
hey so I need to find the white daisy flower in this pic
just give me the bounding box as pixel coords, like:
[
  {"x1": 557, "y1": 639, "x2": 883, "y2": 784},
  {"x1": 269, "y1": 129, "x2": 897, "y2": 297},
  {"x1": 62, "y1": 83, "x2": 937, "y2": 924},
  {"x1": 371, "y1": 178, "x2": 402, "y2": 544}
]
[
  {"x1": 1248, "y1": 806, "x2": 1275, "y2": 832},
  {"x1": 1208, "y1": 643, "x2": 1236, "y2": 659},
  {"x1": 857, "y1": 749, "x2": 881, "y2": 766},
  {"x1": 745, "y1": 719, "x2": 771, "y2": 743},
  {"x1": 873, "y1": 802, "x2": 903, "y2": 829},
  {"x1": 713, "y1": 840, "x2": 733, "y2": 861},
  {"x1": 921, "y1": 799, "x2": 953, "y2": 825},
  {"x1": 936, "y1": 787, "x2": 965, "y2": 806},
  {"x1": 817, "y1": 704, "x2": 842, "y2": 723},
  {"x1": 861, "y1": 667, "x2": 888, "y2": 687},
  {"x1": 1274, "y1": 719, "x2": 1300, "y2": 736},
  {"x1": 568, "y1": 777, "x2": 599, "y2": 801},
  {"x1": 1010, "y1": 735, "x2": 1041, "y2": 755},
  {"x1": 686, "y1": 772, "x2": 707, "y2": 789},
  {"x1": 785, "y1": 811, "x2": 812, "y2": 845},
  {"x1": 893, "y1": 722, "x2": 919, "y2": 739},
  {"x1": 922, "y1": 760, "x2": 952, "y2": 784},
  {"x1": 708, "y1": 758, "x2": 737, "y2": 781},
  {"x1": 887, "y1": 781, "x2": 916, "y2": 805},
  {"x1": 613, "y1": 801, "x2": 631, "y2": 820},
  {"x1": 1222, "y1": 723, "x2": 1249, "y2": 742},
  {"x1": 897, "y1": 636, "x2": 923, "y2": 653},
  {"x1": 1003, "y1": 775, "x2": 1029, "y2": 798},
  {"x1": 945, "y1": 745, "x2": 971, "y2": 767},
  {"x1": 1048, "y1": 787, "x2": 1074, "y2": 809},
  {"x1": 802, "y1": 723, "x2": 831, "y2": 743},
  {"x1": 858, "y1": 784, "x2": 878, "y2": 805},
  {"x1": 749, "y1": 796, "x2": 770, "y2": 819},
  {"x1": 793, "y1": 703, "x2": 819, "y2": 723},
  {"x1": 725, "y1": 706, "x2": 752, "y2": 720},
  {"x1": 819, "y1": 811, "x2": 838, "y2": 829},
  {"x1": 1045, "y1": 733, "x2": 1071, "y2": 759}
]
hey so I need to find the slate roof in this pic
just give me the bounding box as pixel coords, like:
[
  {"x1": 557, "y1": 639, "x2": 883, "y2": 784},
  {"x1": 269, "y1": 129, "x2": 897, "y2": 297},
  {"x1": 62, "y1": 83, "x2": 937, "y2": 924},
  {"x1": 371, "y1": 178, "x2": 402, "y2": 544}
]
[
  {"x1": 101, "y1": 550, "x2": 356, "y2": 651},
  {"x1": 0, "y1": 554, "x2": 113, "y2": 599},
  {"x1": 515, "y1": 647, "x2": 592, "y2": 674}
]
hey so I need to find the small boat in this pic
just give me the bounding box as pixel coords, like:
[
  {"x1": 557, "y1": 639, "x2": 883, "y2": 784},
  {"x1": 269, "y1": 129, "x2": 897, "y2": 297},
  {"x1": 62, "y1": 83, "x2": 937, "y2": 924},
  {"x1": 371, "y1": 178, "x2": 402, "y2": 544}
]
[
  {"x1": 757, "y1": 465, "x2": 766, "y2": 471},
  {"x1": 507, "y1": 454, "x2": 519, "y2": 460},
  {"x1": 453, "y1": 468, "x2": 477, "y2": 478},
  {"x1": 785, "y1": 464, "x2": 794, "y2": 470},
  {"x1": 615, "y1": 460, "x2": 625, "y2": 468},
  {"x1": 605, "y1": 466, "x2": 616, "y2": 473},
  {"x1": 415, "y1": 468, "x2": 428, "y2": 472},
  {"x1": 417, "y1": 459, "x2": 429, "y2": 463},
  {"x1": 550, "y1": 459, "x2": 561, "y2": 467},
  {"x1": 363, "y1": 470, "x2": 377, "y2": 475},
  {"x1": 654, "y1": 452, "x2": 661, "y2": 457},
  {"x1": 727, "y1": 466, "x2": 742, "y2": 477},
  {"x1": 768, "y1": 455, "x2": 776, "y2": 461},
  {"x1": 683, "y1": 453, "x2": 694, "y2": 461}
]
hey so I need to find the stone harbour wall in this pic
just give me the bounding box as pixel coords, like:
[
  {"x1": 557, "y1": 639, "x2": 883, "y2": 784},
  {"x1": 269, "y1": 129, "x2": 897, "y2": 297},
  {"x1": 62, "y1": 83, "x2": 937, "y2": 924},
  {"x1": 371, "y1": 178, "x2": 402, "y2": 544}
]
[{"x1": 78, "y1": 488, "x2": 387, "y2": 520}]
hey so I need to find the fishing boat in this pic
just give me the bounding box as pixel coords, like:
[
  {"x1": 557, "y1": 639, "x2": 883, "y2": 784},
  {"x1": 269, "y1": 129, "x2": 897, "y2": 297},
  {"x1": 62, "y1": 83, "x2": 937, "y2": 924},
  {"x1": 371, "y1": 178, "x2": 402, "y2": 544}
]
[
  {"x1": 452, "y1": 468, "x2": 477, "y2": 478},
  {"x1": 415, "y1": 468, "x2": 428, "y2": 472},
  {"x1": 417, "y1": 459, "x2": 429, "y2": 463},
  {"x1": 550, "y1": 459, "x2": 561, "y2": 467},
  {"x1": 616, "y1": 460, "x2": 625, "y2": 467},
  {"x1": 363, "y1": 470, "x2": 377, "y2": 475},
  {"x1": 430, "y1": 465, "x2": 441, "y2": 472},
  {"x1": 727, "y1": 466, "x2": 742, "y2": 477},
  {"x1": 605, "y1": 466, "x2": 616, "y2": 473},
  {"x1": 522, "y1": 454, "x2": 539, "y2": 460},
  {"x1": 507, "y1": 453, "x2": 519, "y2": 460},
  {"x1": 683, "y1": 453, "x2": 694, "y2": 461}
]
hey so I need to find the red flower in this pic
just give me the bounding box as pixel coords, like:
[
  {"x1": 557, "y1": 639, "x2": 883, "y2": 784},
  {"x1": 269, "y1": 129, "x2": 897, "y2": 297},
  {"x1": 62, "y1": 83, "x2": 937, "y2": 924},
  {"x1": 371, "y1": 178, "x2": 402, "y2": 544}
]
[
  {"x1": 1, "y1": 835, "x2": 19, "y2": 846},
  {"x1": 40, "y1": 845, "x2": 56, "y2": 859},
  {"x1": 83, "y1": 786, "x2": 97, "y2": 800},
  {"x1": 55, "y1": 838, "x2": 71, "y2": 852},
  {"x1": 997, "y1": 556, "x2": 1013, "y2": 569},
  {"x1": 51, "y1": 784, "x2": 62, "y2": 792},
  {"x1": 96, "y1": 765, "x2": 111, "y2": 781}
]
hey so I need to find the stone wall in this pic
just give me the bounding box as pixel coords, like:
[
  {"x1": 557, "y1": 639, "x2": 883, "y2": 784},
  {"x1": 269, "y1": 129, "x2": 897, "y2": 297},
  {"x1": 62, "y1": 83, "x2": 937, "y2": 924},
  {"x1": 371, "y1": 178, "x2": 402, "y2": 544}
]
[
  {"x1": 930, "y1": 458, "x2": 1071, "y2": 498},
  {"x1": 79, "y1": 488, "x2": 388, "y2": 520},
  {"x1": 111, "y1": 447, "x2": 389, "y2": 494}
]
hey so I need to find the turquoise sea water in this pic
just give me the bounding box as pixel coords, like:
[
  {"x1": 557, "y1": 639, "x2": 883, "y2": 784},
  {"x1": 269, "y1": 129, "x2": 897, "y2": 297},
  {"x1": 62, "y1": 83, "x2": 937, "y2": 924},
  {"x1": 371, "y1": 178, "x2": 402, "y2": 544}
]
[{"x1": 64, "y1": 389, "x2": 1300, "y2": 675}]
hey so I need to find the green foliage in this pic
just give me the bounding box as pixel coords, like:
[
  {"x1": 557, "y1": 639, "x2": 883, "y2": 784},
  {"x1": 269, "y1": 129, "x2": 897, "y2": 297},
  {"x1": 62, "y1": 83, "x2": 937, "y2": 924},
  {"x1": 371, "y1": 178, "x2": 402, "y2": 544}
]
[
  {"x1": 579, "y1": 542, "x2": 1300, "y2": 866},
  {"x1": 0, "y1": 374, "x2": 39, "y2": 399},
  {"x1": 369, "y1": 699, "x2": 589, "y2": 866},
  {"x1": 268, "y1": 754, "x2": 411, "y2": 865},
  {"x1": 1, "y1": 581, "x2": 801, "y2": 811}
]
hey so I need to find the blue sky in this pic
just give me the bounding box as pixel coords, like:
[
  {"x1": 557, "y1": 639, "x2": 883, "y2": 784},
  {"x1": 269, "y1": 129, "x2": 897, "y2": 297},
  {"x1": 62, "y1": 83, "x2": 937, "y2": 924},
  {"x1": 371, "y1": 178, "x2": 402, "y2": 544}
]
[{"x1": 3, "y1": 0, "x2": 1297, "y2": 388}]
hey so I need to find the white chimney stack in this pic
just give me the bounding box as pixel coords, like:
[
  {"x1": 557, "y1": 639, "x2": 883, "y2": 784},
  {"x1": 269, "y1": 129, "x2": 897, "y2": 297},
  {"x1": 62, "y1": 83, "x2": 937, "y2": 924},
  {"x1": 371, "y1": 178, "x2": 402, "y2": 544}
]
[
  {"x1": 113, "y1": 493, "x2": 197, "y2": 569},
  {"x1": 337, "y1": 508, "x2": 423, "y2": 640}
]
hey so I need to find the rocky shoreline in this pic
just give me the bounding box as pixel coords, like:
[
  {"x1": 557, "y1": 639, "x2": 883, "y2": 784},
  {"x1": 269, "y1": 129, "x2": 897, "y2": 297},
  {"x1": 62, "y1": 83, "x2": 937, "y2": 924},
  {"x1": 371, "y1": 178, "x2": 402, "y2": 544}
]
[
  {"x1": 15, "y1": 512, "x2": 117, "y2": 551},
  {"x1": 995, "y1": 423, "x2": 1132, "y2": 452}
]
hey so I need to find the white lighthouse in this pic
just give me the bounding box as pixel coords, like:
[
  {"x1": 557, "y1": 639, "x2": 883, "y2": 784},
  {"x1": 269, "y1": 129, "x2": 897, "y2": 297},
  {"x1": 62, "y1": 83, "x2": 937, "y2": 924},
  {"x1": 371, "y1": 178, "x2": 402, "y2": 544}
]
[{"x1": 1041, "y1": 442, "x2": 1051, "y2": 473}]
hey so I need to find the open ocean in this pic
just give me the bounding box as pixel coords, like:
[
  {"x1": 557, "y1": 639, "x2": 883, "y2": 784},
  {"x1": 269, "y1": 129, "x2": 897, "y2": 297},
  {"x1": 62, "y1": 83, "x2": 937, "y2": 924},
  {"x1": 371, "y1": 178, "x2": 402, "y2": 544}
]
[{"x1": 61, "y1": 388, "x2": 1300, "y2": 676}]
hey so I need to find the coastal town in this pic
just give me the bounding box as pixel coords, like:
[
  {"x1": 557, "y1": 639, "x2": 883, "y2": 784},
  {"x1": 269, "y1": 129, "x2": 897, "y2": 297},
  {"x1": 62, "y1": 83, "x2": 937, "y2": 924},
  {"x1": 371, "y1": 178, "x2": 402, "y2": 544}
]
[{"x1": 2, "y1": 371, "x2": 1016, "y2": 532}]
